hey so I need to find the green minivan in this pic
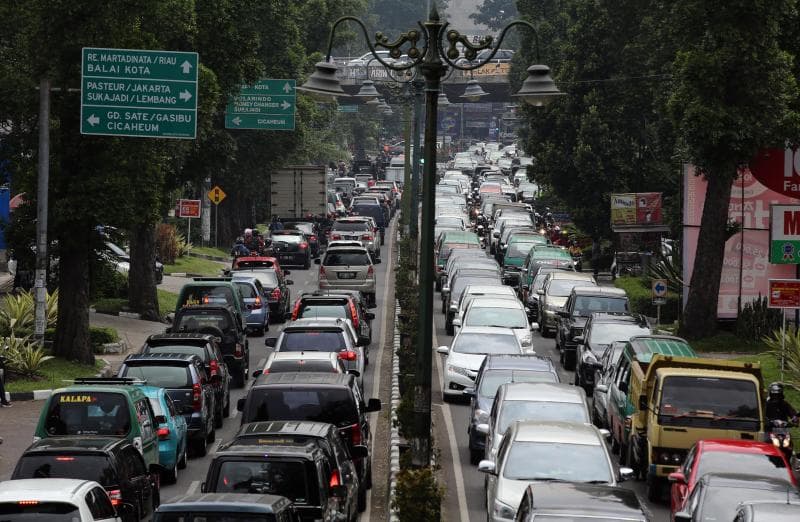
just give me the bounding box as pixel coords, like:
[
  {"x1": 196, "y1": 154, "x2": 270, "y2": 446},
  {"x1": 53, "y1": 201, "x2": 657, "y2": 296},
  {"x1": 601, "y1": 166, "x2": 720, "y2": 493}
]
[
  {"x1": 175, "y1": 278, "x2": 247, "y2": 329},
  {"x1": 34, "y1": 378, "x2": 160, "y2": 470}
]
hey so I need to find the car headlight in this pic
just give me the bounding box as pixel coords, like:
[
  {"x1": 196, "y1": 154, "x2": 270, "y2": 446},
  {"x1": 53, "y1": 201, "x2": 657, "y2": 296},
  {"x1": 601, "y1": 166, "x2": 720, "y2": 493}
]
[
  {"x1": 492, "y1": 499, "x2": 516, "y2": 520},
  {"x1": 448, "y1": 365, "x2": 470, "y2": 377},
  {"x1": 519, "y1": 335, "x2": 532, "y2": 347},
  {"x1": 473, "y1": 409, "x2": 489, "y2": 424}
]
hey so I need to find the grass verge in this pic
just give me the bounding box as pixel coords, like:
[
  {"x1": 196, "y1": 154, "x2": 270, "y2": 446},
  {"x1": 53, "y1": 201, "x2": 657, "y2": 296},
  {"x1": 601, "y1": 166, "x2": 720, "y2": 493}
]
[
  {"x1": 164, "y1": 255, "x2": 225, "y2": 276},
  {"x1": 188, "y1": 246, "x2": 231, "y2": 259},
  {"x1": 690, "y1": 330, "x2": 769, "y2": 353},
  {"x1": 158, "y1": 289, "x2": 178, "y2": 315},
  {"x1": 736, "y1": 352, "x2": 800, "y2": 439},
  {"x1": 7, "y1": 358, "x2": 106, "y2": 393}
]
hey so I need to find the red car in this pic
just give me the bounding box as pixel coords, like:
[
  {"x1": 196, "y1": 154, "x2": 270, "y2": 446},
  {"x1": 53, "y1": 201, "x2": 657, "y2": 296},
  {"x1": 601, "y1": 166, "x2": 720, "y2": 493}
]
[
  {"x1": 669, "y1": 439, "x2": 797, "y2": 519},
  {"x1": 230, "y1": 256, "x2": 286, "y2": 276}
]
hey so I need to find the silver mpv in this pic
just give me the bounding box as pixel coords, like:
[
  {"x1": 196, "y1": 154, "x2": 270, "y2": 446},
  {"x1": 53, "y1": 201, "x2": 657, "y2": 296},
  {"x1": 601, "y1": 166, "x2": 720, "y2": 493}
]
[{"x1": 316, "y1": 246, "x2": 377, "y2": 306}]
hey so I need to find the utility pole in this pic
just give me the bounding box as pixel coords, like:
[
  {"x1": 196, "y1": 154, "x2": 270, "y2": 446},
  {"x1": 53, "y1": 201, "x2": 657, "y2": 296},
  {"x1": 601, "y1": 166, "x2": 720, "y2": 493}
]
[
  {"x1": 409, "y1": 78, "x2": 424, "y2": 270},
  {"x1": 33, "y1": 79, "x2": 50, "y2": 345}
]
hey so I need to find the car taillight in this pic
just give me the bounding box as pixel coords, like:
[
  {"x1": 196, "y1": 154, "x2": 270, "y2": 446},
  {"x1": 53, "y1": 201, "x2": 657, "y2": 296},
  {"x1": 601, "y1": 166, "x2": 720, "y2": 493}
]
[
  {"x1": 348, "y1": 423, "x2": 363, "y2": 446},
  {"x1": 157, "y1": 427, "x2": 170, "y2": 440},
  {"x1": 349, "y1": 301, "x2": 359, "y2": 329},
  {"x1": 292, "y1": 300, "x2": 301, "y2": 320},
  {"x1": 299, "y1": 242, "x2": 308, "y2": 250},
  {"x1": 319, "y1": 265, "x2": 326, "y2": 278},
  {"x1": 361, "y1": 234, "x2": 373, "y2": 240},
  {"x1": 271, "y1": 288, "x2": 281, "y2": 300},
  {"x1": 209, "y1": 359, "x2": 219, "y2": 377},
  {"x1": 253, "y1": 295, "x2": 262, "y2": 307},
  {"x1": 331, "y1": 234, "x2": 342, "y2": 240},
  {"x1": 310, "y1": 235, "x2": 317, "y2": 241},
  {"x1": 329, "y1": 469, "x2": 341, "y2": 488},
  {"x1": 338, "y1": 350, "x2": 357, "y2": 361},
  {"x1": 235, "y1": 343, "x2": 243, "y2": 357},
  {"x1": 55, "y1": 456, "x2": 75, "y2": 461},
  {"x1": 108, "y1": 489, "x2": 123, "y2": 507},
  {"x1": 367, "y1": 265, "x2": 374, "y2": 277},
  {"x1": 192, "y1": 383, "x2": 202, "y2": 412}
]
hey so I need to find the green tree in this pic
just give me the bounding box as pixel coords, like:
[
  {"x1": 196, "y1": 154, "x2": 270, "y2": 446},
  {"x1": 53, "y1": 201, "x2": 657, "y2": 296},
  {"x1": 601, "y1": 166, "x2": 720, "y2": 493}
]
[
  {"x1": 671, "y1": 0, "x2": 799, "y2": 338},
  {"x1": 470, "y1": 0, "x2": 517, "y2": 31}
]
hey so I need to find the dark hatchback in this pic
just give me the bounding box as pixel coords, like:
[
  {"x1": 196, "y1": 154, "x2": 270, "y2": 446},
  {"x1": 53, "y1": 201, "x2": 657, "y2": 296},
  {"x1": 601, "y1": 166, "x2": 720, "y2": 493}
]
[
  {"x1": 168, "y1": 305, "x2": 250, "y2": 388},
  {"x1": 12, "y1": 436, "x2": 159, "y2": 522},
  {"x1": 349, "y1": 204, "x2": 385, "y2": 243},
  {"x1": 232, "y1": 268, "x2": 293, "y2": 322},
  {"x1": 282, "y1": 221, "x2": 320, "y2": 258},
  {"x1": 269, "y1": 231, "x2": 311, "y2": 269},
  {"x1": 154, "y1": 493, "x2": 298, "y2": 522},
  {"x1": 117, "y1": 353, "x2": 216, "y2": 457},
  {"x1": 290, "y1": 293, "x2": 375, "y2": 349},
  {"x1": 140, "y1": 333, "x2": 231, "y2": 426},
  {"x1": 465, "y1": 354, "x2": 560, "y2": 464}
]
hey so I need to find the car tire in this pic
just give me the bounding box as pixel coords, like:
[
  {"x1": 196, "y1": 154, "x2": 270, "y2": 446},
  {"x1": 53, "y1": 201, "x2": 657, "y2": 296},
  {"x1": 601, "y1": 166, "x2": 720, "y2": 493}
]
[
  {"x1": 206, "y1": 426, "x2": 216, "y2": 444},
  {"x1": 162, "y1": 463, "x2": 178, "y2": 485},
  {"x1": 647, "y1": 478, "x2": 663, "y2": 503},
  {"x1": 357, "y1": 485, "x2": 367, "y2": 512},
  {"x1": 192, "y1": 436, "x2": 207, "y2": 457},
  {"x1": 445, "y1": 321, "x2": 454, "y2": 336},
  {"x1": 233, "y1": 369, "x2": 245, "y2": 388},
  {"x1": 366, "y1": 461, "x2": 373, "y2": 489},
  {"x1": 303, "y1": 259, "x2": 310, "y2": 269},
  {"x1": 470, "y1": 448, "x2": 482, "y2": 465},
  {"x1": 223, "y1": 396, "x2": 230, "y2": 418},
  {"x1": 177, "y1": 444, "x2": 187, "y2": 469},
  {"x1": 591, "y1": 406, "x2": 603, "y2": 428}
]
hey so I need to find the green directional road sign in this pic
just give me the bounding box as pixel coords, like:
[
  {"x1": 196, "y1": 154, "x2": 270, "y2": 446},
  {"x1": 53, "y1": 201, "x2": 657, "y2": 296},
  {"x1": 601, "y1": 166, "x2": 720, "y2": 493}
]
[
  {"x1": 225, "y1": 79, "x2": 296, "y2": 130},
  {"x1": 337, "y1": 105, "x2": 359, "y2": 113},
  {"x1": 80, "y1": 47, "x2": 198, "y2": 139}
]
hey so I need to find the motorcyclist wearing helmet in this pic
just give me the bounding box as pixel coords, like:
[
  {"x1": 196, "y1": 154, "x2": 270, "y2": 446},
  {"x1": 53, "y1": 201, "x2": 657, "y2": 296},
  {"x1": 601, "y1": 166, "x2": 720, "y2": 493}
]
[
  {"x1": 765, "y1": 382, "x2": 798, "y2": 425},
  {"x1": 269, "y1": 215, "x2": 284, "y2": 232},
  {"x1": 231, "y1": 236, "x2": 250, "y2": 257}
]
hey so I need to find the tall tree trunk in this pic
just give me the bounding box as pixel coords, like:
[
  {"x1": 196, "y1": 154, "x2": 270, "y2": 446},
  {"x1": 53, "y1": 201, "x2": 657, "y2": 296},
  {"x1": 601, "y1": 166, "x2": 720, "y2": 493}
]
[
  {"x1": 129, "y1": 222, "x2": 161, "y2": 321},
  {"x1": 679, "y1": 169, "x2": 735, "y2": 339},
  {"x1": 53, "y1": 224, "x2": 93, "y2": 364}
]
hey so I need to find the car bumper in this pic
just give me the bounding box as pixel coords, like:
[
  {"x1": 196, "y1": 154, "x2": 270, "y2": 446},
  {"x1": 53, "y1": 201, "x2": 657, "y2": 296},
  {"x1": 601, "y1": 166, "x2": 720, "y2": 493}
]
[
  {"x1": 442, "y1": 370, "x2": 476, "y2": 398},
  {"x1": 319, "y1": 280, "x2": 376, "y2": 293},
  {"x1": 158, "y1": 442, "x2": 179, "y2": 469},
  {"x1": 273, "y1": 252, "x2": 309, "y2": 266},
  {"x1": 245, "y1": 309, "x2": 268, "y2": 328},
  {"x1": 183, "y1": 413, "x2": 206, "y2": 435}
]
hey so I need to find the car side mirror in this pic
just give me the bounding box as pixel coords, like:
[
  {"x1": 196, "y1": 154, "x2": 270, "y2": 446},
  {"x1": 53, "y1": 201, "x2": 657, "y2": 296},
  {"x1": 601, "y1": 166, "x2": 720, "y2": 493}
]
[
  {"x1": 462, "y1": 387, "x2": 475, "y2": 397},
  {"x1": 314, "y1": 258, "x2": 321, "y2": 264},
  {"x1": 252, "y1": 369, "x2": 263, "y2": 378},
  {"x1": 595, "y1": 384, "x2": 608, "y2": 393},
  {"x1": 573, "y1": 335, "x2": 584, "y2": 344},
  {"x1": 350, "y1": 445, "x2": 369, "y2": 459},
  {"x1": 452, "y1": 318, "x2": 461, "y2": 327},
  {"x1": 154, "y1": 415, "x2": 167, "y2": 424},
  {"x1": 638, "y1": 394, "x2": 647, "y2": 411},
  {"x1": 599, "y1": 428, "x2": 611, "y2": 440},
  {"x1": 374, "y1": 257, "x2": 381, "y2": 264},
  {"x1": 365, "y1": 312, "x2": 375, "y2": 320},
  {"x1": 475, "y1": 423, "x2": 489, "y2": 435},
  {"x1": 536, "y1": 289, "x2": 544, "y2": 295},
  {"x1": 436, "y1": 346, "x2": 449, "y2": 355},
  {"x1": 674, "y1": 512, "x2": 691, "y2": 522},
  {"x1": 237, "y1": 398, "x2": 246, "y2": 412},
  {"x1": 286, "y1": 279, "x2": 294, "y2": 285},
  {"x1": 265, "y1": 337, "x2": 277, "y2": 347},
  {"x1": 619, "y1": 467, "x2": 634, "y2": 482},
  {"x1": 477, "y1": 460, "x2": 496, "y2": 474},
  {"x1": 348, "y1": 369, "x2": 361, "y2": 378},
  {"x1": 669, "y1": 471, "x2": 687, "y2": 484},
  {"x1": 366, "y1": 398, "x2": 381, "y2": 412}
]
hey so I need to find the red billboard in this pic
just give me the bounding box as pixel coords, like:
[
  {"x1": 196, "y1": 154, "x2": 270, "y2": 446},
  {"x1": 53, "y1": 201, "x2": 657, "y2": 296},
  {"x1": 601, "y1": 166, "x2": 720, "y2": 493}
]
[
  {"x1": 610, "y1": 192, "x2": 662, "y2": 226},
  {"x1": 768, "y1": 279, "x2": 800, "y2": 308},
  {"x1": 749, "y1": 147, "x2": 800, "y2": 199},
  {"x1": 177, "y1": 199, "x2": 201, "y2": 218},
  {"x1": 683, "y1": 165, "x2": 799, "y2": 318}
]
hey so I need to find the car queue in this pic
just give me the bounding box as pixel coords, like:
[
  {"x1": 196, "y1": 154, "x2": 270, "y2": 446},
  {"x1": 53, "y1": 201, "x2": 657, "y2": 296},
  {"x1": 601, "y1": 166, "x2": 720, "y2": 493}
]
[{"x1": 0, "y1": 166, "x2": 393, "y2": 522}]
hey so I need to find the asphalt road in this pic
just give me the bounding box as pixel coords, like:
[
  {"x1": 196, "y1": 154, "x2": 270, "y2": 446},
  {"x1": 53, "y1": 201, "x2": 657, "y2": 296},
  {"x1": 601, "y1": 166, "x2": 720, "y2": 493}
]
[
  {"x1": 432, "y1": 279, "x2": 671, "y2": 522},
  {"x1": 0, "y1": 217, "x2": 398, "y2": 522}
]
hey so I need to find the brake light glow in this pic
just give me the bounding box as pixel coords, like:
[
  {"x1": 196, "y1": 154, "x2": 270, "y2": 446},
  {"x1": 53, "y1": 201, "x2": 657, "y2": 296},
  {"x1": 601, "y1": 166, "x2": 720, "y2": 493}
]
[
  {"x1": 299, "y1": 242, "x2": 308, "y2": 250},
  {"x1": 338, "y1": 350, "x2": 357, "y2": 361},
  {"x1": 18, "y1": 501, "x2": 39, "y2": 506},
  {"x1": 192, "y1": 383, "x2": 202, "y2": 412},
  {"x1": 331, "y1": 234, "x2": 342, "y2": 240},
  {"x1": 108, "y1": 489, "x2": 123, "y2": 507},
  {"x1": 367, "y1": 265, "x2": 374, "y2": 277},
  {"x1": 319, "y1": 266, "x2": 326, "y2": 278},
  {"x1": 157, "y1": 427, "x2": 170, "y2": 440},
  {"x1": 55, "y1": 456, "x2": 75, "y2": 461},
  {"x1": 348, "y1": 423, "x2": 363, "y2": 446},
  {"x1": 209, "y1": 359, "x2": 219, "y2": 377},
  {"x1": 349, "y1": 301, "x2": 359, "y2": 329},
  {"x1": 361, "y1": 234, "x2": 373, "y2": 241},
  {"x1": 329, "y1": 469, "x2": 341, "y2": 488},
  {"x1": 271, "y1": 288, "x2": 281, "y2": 300},
  {"x1": 310, "y1": 235, "x2": 317, "y2": 241},
  {"x1": 291, "y1": 300, "x2": 301, "y2": 320}
]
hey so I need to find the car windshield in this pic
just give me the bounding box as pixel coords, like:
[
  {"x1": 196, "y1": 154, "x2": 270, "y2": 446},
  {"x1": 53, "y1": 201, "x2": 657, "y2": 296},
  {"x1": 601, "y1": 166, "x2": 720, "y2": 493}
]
[
  {"x1": 173, "y1": 311, "x2": 231, "y2": 333},
  {"x1": 13, "y1": 455, "x2": 118, "y2": 486},
  {"x1": 699, "y1": 485, "x2": 795, "y2": 522},
  {"x1": 324, "y1": 251, "x2": 370, "y2": 266},
  {"x1": 235, "y1": 282, "x2": 259, "y2": 298},
  {"x1": 696, "y1": 451, "x2": 789, "y2": 483},
  {"x1": 498, "y1": 402, "x2": 589, "y2": 433},
  {"x1": 589, "y1": 324, "x2": 650, "y2": 347},
  {"x1": 155, "y1": 514, "x2": 276, "y2": 522},
  {"x1": 333, "y1": 223, "x2": 369, "y2": 231},
  {"x1": 267, "y1": 360, "x2": 339, "y2": 373},
  {"x1": 452, "y1": 277, "x2": 500, "y2": 299},
  {"x1": 503, "y1": 441, "x2": 611, "y2": 482},
  {"x1": 147, "y1": 345, "x2": 207, "y2": 361},
  {"x1": 659, "y1": 376, "x2": 760, "y2": 421},
  {"x1": 573, "y1": 296, "x2": 628, "y2": 316},
  {"x1": 478, "y1": 370, "x2": 558, "y2": 398},
  {"x1": 549, "y1": 279, "x2": 591, "y2": 297},
  {"x1": 44, "y1": 392, "x2": 130, "y2": 436},
  {"x1": 297, "y1": 304, "x2": 348, "y2": 320},
  {"x1": 213, "y1": 459, "x2": 310, "y2": 504},
  {"x1": 0, "y1": 502, "x2": 81, "y2": 522},
  {"x1": 280, "y1": 331, "x2": 347, "y2": 351},
  {"x1": 437, "y1": 217, "x2": 464, "y2": 227},
  {"x1": 452, "y1": 333, "x2": 518, "y2": 354},
  {"x1": 507, "y1": 242, "x2": 537, "y2": 258},
  {"x1": 122, "y1": 364, "x2": 192, "y2": 388},
  {"x1": 179, "y1": 286, "x2": 237, "y2": 308},
  {"x1": 234, "y1": 270, "x2": 279, "y2": 288},
  {"x1": 465, "y1": 306, "x2": 527, "y2": 328},
  {"x1": 244, "y1": 389, "x2": 357, "y2": 426}
]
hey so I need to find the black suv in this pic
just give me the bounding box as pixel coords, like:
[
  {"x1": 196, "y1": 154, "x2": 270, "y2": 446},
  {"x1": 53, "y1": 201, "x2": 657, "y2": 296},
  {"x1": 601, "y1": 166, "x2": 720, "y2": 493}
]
[
  {"x1": 236, "y1": 372, "x2": 380, "y2": 509},
  {"x1": 555, "y1": 286, "x2": 629, "y2": 370},
  {"x1": 231, "y1": 421, "x2": 367, "y2": 511},
  {"x1": 290, "y1": 292, "x2": 375, "y2": 349},
  {"x1": 202, "y1": 441, "x2": 357, "y2": 522},
  {"x1": 269, "y1": 230, "x2": 312, "y2": 269},
  {"x1": 141, "y1": 333, "x2": 231, "y2": 425},
  {"x1": 13, "y1": 436, "x2": 159, "y2": 522},
  {"x1": 168, "y1": 305, "x2": 250, "y2": 388},
  {"x1": 154, "y1": 493, "x2": 299, "y2": 522},
  {"x1": 574, "y1": 312, "x2": 651, "y2": 395},
  {"x1": 117, "y1": 353, "x2": 216, "y2": 456}
]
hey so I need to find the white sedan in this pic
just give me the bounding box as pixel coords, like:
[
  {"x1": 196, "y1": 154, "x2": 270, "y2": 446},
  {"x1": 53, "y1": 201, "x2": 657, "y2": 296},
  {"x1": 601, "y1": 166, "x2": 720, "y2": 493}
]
[{"x1": 453, "y1": 297, "x2": 534, "y2": 351}]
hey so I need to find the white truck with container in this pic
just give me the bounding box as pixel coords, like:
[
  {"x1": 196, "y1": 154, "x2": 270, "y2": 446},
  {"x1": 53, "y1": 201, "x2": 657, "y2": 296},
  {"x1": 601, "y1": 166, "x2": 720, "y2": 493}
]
[{"x1": 269, "y1": 165, "x2": 329, "y2": 218}]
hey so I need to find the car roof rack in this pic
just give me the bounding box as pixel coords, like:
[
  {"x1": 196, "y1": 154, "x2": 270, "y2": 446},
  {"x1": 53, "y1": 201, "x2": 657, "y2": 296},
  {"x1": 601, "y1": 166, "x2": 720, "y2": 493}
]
[
  {"x1": 70, "y1": 377, "x2": 145, "y2": 385},
  {"x1": 191, "y1": 277, "x2": 233, "y2": 282}
]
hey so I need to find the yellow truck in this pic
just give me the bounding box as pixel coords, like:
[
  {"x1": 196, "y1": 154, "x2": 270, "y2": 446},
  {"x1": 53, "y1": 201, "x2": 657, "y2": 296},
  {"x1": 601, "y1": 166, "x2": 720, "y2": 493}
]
[{"x1": 626, "y1": 354, "x2": 764, "y2": 501}]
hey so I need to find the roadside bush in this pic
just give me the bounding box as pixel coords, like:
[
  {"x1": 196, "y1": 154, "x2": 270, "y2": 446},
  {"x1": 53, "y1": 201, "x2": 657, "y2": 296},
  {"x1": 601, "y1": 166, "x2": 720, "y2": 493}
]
[
  {"x1": 90, "y1": 326, "x2": 120, "y2": 346},
  {"x1": 2, "y1": 335, "x2": 54, "y2": 378},
  {"x1": 0, "y1": 290, "x2": 59, "y2": 336},
  {"x1": 156, "y1": 223, "x2": 180, "y2": 265},
  {"x1": 763, "y1": 328, "x2": 800, "y2": 392},
  {"x1": 737, "y1": 295, "x2": 782, "y2": 342},
  {"x1": 614, "y1": 276, "x2": 680, "y2": 324},
  {"x1": 392, "y1": 466, "x2": 443, "y2": 522},
  {"x1": 176, "y1": 232, "x2": 192, "y2": 257},
  {"x1": 91, "y1": 262, "x2": 128, "y2": 300}
]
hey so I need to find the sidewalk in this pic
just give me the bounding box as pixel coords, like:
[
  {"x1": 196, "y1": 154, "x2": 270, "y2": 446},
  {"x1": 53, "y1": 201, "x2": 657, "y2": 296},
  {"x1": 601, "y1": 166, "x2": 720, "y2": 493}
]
[{"x1": 90, "y1": 312, "x2": 167, "y2": 372}]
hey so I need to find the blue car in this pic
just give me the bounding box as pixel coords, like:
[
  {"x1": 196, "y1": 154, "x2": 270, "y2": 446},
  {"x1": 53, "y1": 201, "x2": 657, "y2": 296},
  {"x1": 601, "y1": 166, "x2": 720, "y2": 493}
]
[
  {"x1": 142, "y1": 385, "x2": 188, "y2": 484},
  {"x1": 232, "y1": 276, "x2": 270, "y2": 335}
]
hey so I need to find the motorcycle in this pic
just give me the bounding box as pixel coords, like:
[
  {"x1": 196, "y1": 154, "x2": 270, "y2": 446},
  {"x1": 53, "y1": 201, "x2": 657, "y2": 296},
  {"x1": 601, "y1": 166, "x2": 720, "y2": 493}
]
[
  {"x1": 767, "y1": 419, "x2": 794, "y2": 463},
  {"x1": 571, "y1": 254, "x2": 583, "y2": 272}
]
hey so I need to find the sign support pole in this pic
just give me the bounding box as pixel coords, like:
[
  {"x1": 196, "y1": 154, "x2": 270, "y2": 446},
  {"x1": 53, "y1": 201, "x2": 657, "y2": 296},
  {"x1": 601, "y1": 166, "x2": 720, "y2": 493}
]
[
  {"x1": 781, "y1": 312, "x2": 786, "y2": 382},
  {"x1": 33, "y1": 78, "x2": 50, "y2": 345},
  {"x1": 656, "y1": 304, "x2": 661, "y2": 328},
  {"x1": 214, "y1": 204, "x2": 218, "y2": 248},
  {"x1": 187, "y1": 217, "x2": 191, "y2": 245}
]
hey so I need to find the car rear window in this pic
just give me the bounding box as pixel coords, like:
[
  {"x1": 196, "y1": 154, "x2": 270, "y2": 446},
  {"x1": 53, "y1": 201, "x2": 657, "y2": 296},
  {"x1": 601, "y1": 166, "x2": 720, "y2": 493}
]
[
  {"x1": 324, "y1": 252, "x2": 370, "y2": 266},
  {"x1": 244, "y1": 388, "x2": 358, "y2": 426},
  {"x1": 332, "y1": 223, "x2": 369, "y2": 231},
  {"x1": 173, "y1": 311, "x2": 232, "y2": 333},
  {"x1": 44, "y1": 392, "x2": 130, "y2": 436},
  {"x1": 298, "y1": 302, "x2": 348, "y2": 320},
  {"x1": 13, "y1": 454, "x2": 118, "y2": 486},
  {"x1": 155, "y1": 514, "x2": 276, "y2": 522},
  {"x1": 235, "y1": 282, "x2": 259, "y2": 299},
  {"x1": 279, "y1": 331, "x2": 347, "y2": 352},
  {"x1": 121, "y1": 364, "x2": 192, "y2": 388},
  {"x1": 234, "y1": 271, "x2": 279, "y2": 288},
  {"x1": 0, "y1": 502, "x2": 81, "y2": 522},
  {"x1": 267, "y1": 360, "x2": 339, "y2": 373},
  {"x1": 213, "y1": 459, "x2": 315, "y2": 505},
  {"x1": 178, "y1": 286, "x2": 237, "y2": 308}
]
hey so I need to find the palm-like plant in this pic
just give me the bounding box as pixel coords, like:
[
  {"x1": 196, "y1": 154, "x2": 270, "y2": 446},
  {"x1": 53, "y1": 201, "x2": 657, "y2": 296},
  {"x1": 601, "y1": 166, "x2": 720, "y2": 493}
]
[{"x1": 763, "y1": 328, "x2": 800, "y2": 391}]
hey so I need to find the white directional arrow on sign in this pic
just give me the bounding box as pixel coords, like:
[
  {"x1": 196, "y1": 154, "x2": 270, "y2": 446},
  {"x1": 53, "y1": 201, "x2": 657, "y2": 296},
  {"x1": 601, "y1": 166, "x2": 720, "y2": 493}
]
[
  {"x1": 281, "y1": 100, "x2": 291, "y2": 110},
  {"x1": 87, "y1": 114, "x2": 100, "y2": 126},
  {"x1": 283, "y1": 82, "x2": 292, "y2": 93},
  {"x1": 180, "y1": 60, "x2": 193, "y2": 74},
  {"x1": 232, "y1": 117, "x2": 242, "y2": 126},
  {"x1": 179, "y1": 90, "x2": 192, "y2": 102}
]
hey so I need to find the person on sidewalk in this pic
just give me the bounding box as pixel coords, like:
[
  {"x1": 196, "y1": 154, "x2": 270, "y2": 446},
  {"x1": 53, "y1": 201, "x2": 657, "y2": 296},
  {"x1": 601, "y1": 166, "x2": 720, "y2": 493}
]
[{"x1": 0, "y1": 352, "x2": 11, "y2": 407}]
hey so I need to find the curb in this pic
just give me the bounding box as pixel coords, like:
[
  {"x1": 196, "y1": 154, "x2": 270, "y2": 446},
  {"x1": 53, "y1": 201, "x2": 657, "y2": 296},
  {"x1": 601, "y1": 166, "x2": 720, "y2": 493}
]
[
  {"x1": 388, "y1": 299, "x2": 401, "y2": 522},
  {"x1": 164, "y1": 272, "x2": 208, "y2": 278},
  {"x1": 5, "y1": 357, "x2": 113, "y2": 403}
]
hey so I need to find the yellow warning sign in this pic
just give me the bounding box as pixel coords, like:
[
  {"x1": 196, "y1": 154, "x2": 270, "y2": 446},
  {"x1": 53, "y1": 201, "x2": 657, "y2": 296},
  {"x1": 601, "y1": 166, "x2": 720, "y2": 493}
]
[{"x1": 208, "y1": 185, "x2": 226, "y2": 205}]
